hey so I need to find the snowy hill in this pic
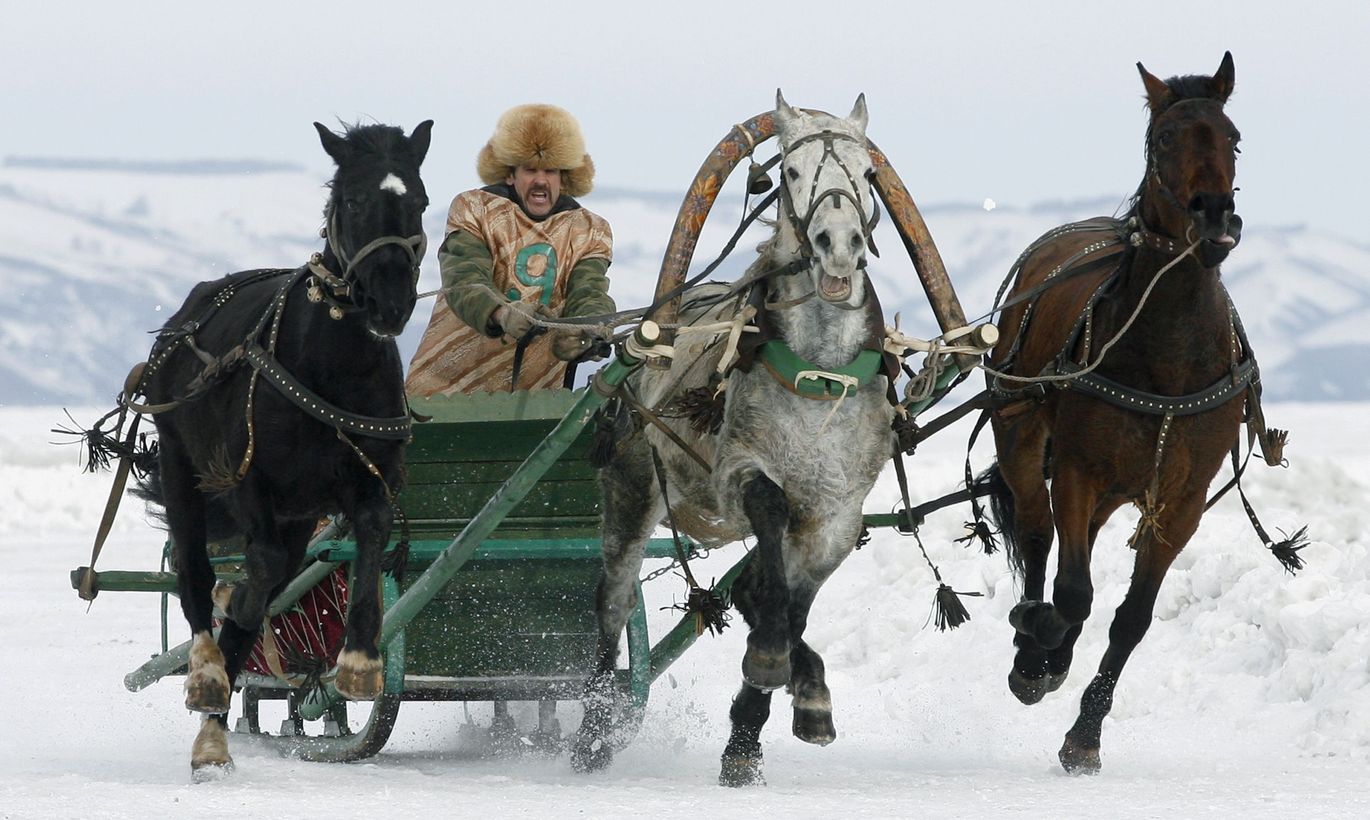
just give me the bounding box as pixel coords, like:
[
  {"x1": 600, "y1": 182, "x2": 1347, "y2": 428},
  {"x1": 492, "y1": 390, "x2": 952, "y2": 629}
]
[{"x1": 3, "y1": 160, "x2": 1366, "y2": 405}]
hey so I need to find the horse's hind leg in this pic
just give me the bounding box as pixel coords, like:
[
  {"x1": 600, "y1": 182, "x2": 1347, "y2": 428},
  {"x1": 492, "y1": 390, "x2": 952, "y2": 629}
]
[
  {"x1": 1058, "y1": 499, "x2": 1199, "y2": 774},
  {"x1": 216, "y1": 517, "x2": 315, "y2": 689},
  {"x1": 572, "y1": 441, "x2": 662, "y2": 773}
]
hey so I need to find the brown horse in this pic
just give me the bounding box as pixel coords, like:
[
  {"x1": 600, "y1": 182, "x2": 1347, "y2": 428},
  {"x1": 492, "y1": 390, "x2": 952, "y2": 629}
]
[{"x1": 984, "y1": 52, "x2": 1257, "y2": 773}]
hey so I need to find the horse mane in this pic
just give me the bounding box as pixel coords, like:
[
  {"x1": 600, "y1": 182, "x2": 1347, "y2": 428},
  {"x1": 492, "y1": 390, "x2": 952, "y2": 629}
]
[
  {"x1": 1158, "y1": 73, "x2": 1231, "y2": 108},
  {"x1": 744, "y1": 226, "x2": 782, "y2": 281},
  {"x1": 336, "y1": 121, "x2": 415, "y2": 162}
]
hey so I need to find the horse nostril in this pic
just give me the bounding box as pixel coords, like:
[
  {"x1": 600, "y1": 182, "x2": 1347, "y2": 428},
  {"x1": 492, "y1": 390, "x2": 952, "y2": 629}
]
[
  {"x1": 815, "y1": 231, "x2": 831, "y2": 251},
  {"x1": 1188, "y1": 195, "x2": 1205, "y2": 214},
  {"x1": 849, "y1": 233, "x2": 864, "y2": 251}
]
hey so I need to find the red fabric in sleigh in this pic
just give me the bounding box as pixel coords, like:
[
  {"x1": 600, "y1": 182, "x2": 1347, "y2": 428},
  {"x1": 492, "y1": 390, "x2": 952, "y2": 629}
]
[{"x1": 215, "y1": 567, "x2": 349, "y2": 679}]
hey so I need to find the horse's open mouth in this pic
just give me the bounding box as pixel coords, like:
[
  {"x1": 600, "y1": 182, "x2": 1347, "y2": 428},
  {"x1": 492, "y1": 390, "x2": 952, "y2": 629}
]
[{"x1": 818, "y1": 273, "x2": 852, "y2": 301}]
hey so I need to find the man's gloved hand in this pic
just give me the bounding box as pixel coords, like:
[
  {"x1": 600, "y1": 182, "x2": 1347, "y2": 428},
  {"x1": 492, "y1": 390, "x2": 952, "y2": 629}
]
[
  {"x1": 550, "y1": 327, "x2": 608, "y2": 362},
  {"x1": 494, "y1": 301, "x2": 537, "y2": 341}
]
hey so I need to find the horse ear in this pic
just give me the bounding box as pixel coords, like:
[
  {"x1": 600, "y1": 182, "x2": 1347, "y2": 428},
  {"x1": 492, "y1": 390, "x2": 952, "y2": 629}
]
[
  {"x1": 775, "y1": 89, "x2": 799, "y2": 129},
  {"x1": 1136, "y1": 62, "x2": 1172, "y2": 114},
  {"x1": 409, "y1": 120, "x2": 434, "y2": 166},
  {"x1": 848, "y1": 93, "x2": 869, "y2": 132},
  {"x1": 1212, "y1": 51, "x2": 1235, "y2": 102},
  {"x1": 314, "y1": 122, "x2": 350, "y2": 164}
]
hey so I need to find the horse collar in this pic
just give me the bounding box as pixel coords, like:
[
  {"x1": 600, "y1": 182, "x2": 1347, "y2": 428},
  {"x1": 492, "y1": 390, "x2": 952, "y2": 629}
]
[{"x1": 757, "y1": 339, "x2": 884, "y2": 400}]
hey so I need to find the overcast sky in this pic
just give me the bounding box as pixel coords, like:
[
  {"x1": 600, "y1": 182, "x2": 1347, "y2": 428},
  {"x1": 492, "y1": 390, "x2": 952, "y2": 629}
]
[{"x1": 4, "y1": 0, "x2": 1365, "y2": 239}]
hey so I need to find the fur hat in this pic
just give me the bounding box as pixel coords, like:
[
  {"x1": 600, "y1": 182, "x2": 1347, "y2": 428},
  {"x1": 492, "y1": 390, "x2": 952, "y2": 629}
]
[{"x1": 476, "y1": 104, "x2": 595, "y2": 197}]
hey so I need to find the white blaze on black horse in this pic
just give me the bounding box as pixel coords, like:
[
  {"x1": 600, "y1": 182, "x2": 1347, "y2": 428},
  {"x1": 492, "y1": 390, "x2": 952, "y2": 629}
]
[
  {"x1": 571, "y1": 93, "x2": 895, "y2": 786},
  {"x1": 137, "y1": 121, "x2": 431, "y2": 777},
  {"x1": 984, "y1": 53, "x2": 1274, "y2": 773}
]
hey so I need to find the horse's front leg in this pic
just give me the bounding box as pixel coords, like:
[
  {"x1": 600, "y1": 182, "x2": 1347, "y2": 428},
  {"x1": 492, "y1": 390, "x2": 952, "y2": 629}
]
[
  {"x1": 719, "y1": 558, "x2": 774, "y2": 787},
  {"x1": 158, "y1": 433, "x2": 233, "y2": 778},
  {"x1": 335, "y1": 480, "x2": 393, "y2": 701},
  {"x1": 572, "y1": 442, "x2": 661, "y2": 773},
  {"x1": 992, "y1": 421, "x2": 1064, "y2": 705},
  {"x1": 1008, "y1": 463, "x2": 1098, "y2": 666},
  {"x1": 738, "y1": 472, "x2": 791, "y2": 690},
  {"x1": 1058, "y1": 497, "x2": 1200, "y2": 775},
  {"x1": 717, "y1": 473, "x2": 791, "y2": 787},
  {"x1": 786, "y1": 580, "x2": 836, "y2": 747}
]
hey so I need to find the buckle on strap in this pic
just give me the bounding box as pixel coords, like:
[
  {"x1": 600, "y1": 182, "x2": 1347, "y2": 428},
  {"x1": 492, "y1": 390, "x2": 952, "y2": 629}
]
[{"x1": 795, "y1": 369, "x2": 860, "y2": 396}]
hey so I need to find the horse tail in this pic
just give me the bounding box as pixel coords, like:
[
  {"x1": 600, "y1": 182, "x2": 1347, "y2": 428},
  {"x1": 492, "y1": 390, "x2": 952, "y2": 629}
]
[
  {"x1": 132, "y1": 461, "x2": 240, "y2": 542},
  {"x1": 979, "y1": 460, "x2": 1024, "y2": 577}
]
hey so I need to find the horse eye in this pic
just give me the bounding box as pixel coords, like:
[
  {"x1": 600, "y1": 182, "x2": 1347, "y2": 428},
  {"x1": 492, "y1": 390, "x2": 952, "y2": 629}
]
[
  {"x1": 1157, "y1": 129, "x2": 1175, "y2": 150},
  {"x1": 785, "y1": 167, "x2": 800, "y2": 182}
]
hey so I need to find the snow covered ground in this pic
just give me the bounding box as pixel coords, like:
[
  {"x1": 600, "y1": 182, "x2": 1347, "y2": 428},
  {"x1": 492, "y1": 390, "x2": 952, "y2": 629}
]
[{"x1": 1, "y1": 401, "x2": 1368, "y2": 818}]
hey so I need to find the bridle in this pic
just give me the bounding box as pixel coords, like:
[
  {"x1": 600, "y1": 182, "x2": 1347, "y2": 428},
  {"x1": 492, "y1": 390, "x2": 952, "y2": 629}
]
[
  {"x1": 777, "y1": 129, "x2": 881, "y2": 261},
  {"x1": 1135, "y1": 97, "x2": 1239, "y2": 255},
  {"x1": 307, "y1": 207, "x2": 428, "y2": 319}
]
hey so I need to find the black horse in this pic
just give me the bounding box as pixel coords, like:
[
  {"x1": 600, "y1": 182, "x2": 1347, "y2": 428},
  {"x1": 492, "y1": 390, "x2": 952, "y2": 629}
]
[{"x1": 137, "y1": 121, "x2": 431, "y2": 776}]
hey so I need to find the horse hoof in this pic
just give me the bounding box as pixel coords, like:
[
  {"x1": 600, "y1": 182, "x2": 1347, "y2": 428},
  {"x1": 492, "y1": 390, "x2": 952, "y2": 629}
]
[
  {"x1": 333, "y1": 650, "x2": 382, "y2": 700},
  {"x1": 719, "y1": 754, "x2": 765, "y2": 787},
  {"x1": 184, "y1": 670, "x2": 231, "y2": 714},
  {"x1": 1045, "y1": 671, "x2": 1068, "y2": 694},
  {"x1": 1059, "y1": 739, "x2": 1101, "y2": 775},
  {"x1": 190, "y1": 760, "x2": 234, "y2": 783},
  {"x1": 1007, "y1": 668, "x2": 1049, "y2": 705},
  {"x1": 570, "y1": 736, "x2": 613, "y2": 773},
  {"x1": 191, "y1": 719, "x2": 233, "y2": 781},
  {"x1": 742, "y1": 645, "x2": 791, "y2": 692},
  {"x1": 792, "y1": 707, "x2": 836, "y2": 746}
]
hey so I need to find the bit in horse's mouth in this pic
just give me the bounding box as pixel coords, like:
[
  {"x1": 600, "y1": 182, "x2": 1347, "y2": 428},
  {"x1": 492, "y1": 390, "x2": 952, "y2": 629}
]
[{"x1": 819, "y1": 272, "x2": 852, "y2": 301}]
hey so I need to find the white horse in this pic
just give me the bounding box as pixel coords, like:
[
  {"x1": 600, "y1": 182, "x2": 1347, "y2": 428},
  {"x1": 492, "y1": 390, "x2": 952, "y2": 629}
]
[{"x1": 572, "y1": 93, "x2": 896, "y2": 786}]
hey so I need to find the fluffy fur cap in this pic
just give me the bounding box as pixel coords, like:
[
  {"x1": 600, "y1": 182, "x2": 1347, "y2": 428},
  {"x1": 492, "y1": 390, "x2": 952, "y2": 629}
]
[{"x1": 476, "y1": 104, "x2": 595, "y2": 197}]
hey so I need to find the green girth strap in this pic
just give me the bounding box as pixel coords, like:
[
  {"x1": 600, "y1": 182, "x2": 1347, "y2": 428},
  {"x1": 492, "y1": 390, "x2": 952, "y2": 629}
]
[{"x1": 756, "y1": 339, "x2": 885, "y2": 400}]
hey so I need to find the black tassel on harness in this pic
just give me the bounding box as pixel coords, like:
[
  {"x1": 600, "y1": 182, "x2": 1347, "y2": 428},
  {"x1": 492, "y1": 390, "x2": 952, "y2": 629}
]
[
  {"x1": 668, "y1": 581, "x2": 732, "y2": 637},
  {"x1": 381, "y1": 538, "x2": 411, "y2": 584},
  {"x1": 892, "y1": 413, "x2": 922, "y2": 455},
  {"x1": 53, "y1": 409, "x2": 159, "y2": 476},
  {"x1": 933, "y1": 583, "x2": 979, "y2": 631},
  {"x1": 667, "y1": 375, "x2": 727, "y2": 435},
  {"x1": 955, "y1": 515, "x2": 1000, "y2": 556},
  {"x1": 589, "y1": 397, "x2": 636, "y2": 468},
  {"x1": 1268, "y1": 526, "x2": 1309, "y2": 574}
]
